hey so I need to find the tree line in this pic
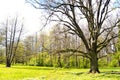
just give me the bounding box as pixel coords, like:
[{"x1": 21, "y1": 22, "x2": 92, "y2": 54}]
[{"x1": 0, "y1": 22, "x2": 120, "y2": 69}]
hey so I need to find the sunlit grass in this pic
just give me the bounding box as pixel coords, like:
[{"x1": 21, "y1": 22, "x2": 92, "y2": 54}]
[{"x1": 0, "y1": 64, "x2": 120, "y2": 80}]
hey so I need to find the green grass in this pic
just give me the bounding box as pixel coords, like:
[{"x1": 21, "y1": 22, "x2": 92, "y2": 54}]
[{"x1": 0, "y1": 64, "x2": 120, "y2": 80}]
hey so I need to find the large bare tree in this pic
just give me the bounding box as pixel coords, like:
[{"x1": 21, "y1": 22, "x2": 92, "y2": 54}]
[
  {"x1": 4, "y1": 16, "x2": 24, "y2": 67},
  {"x1": 27, "y1": 0, "x2": 120, "y2": 73}
]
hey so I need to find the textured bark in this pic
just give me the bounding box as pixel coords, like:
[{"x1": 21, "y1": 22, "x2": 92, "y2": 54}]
[
  {"x1": 6, "y1": 59, "x2": 11, "y2": 67},
  {"x1": 89, "y1": 56, "x2": 100, "y2": 73}
]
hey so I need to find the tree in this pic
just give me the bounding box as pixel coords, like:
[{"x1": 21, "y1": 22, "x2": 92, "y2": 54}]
[
  {"x1": 4, "y1": 16, "x2": 24, "y2": 67},
  {"x1": 0, "y1": 25, "x2": 6, "y2": 63},
  {"x1": 27, "y1": 0, "x2": 120, "y2": 73},
  {"x1": 14, "y1": 42, "x2": 25, "y2": 64},
  {"x1": 115, "y1": 23, "x2": 120, "y2": 66},
  {"x1": 23, "y1": 36, "x2": 35, "y2": 65},
  {"x1": 0, "y1": 49, "x2": 5, "y2": 63}
]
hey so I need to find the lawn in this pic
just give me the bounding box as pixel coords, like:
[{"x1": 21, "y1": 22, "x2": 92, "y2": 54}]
[{"x1": 0, "y1": 65, "x2": 120, "y2": 80}]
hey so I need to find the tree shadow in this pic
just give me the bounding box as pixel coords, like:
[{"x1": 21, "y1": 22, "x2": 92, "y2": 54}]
[
  {"x1": 102, "y1": 71, "x2": 120, "y2": 74},
  {"x1": 65, "y1": 72, "x2": 84, "y2": 75},
  {"x1": 12, "y1": 66, "x2": 54, "y2": 70},
  {"x1": 96, "y1": 71, "x2": 120, "y2": 78}
]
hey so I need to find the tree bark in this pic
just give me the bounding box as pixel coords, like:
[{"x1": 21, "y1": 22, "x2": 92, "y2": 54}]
[
  {"x1": 6, "y1": 59, "x2": 11, "y2": 67},
  {"x1": 89, "y1": 56, "x2": 100, "y2": 73}
]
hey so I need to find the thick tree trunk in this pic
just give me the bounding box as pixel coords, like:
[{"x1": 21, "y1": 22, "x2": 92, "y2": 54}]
[
  {"x1": 89, "y1": 57, "x2": 100, "y2": 73},
  {"x1": 6, "y1": 59, "x2": 11, "y2": 67}
]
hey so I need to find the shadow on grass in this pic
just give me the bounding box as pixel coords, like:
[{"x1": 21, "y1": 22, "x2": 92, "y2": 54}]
[
  {"x1": 12, "y1": 66, "x2": 55, "y2": 70},
  {"x1": 101, "y1": 71, "x2": 120, "y2": 74},
  {"x1": 65, "y1": 72, "x2": 84, "y2": 75},
  {"x1": 95, "y1": 71, "x2": 120, "y2": 79},
  {"x1": 65, "y1": 71, "x2": 120, "y2": 75}
]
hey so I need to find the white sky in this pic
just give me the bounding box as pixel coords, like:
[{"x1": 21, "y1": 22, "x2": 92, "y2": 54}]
[
  {"x1": 0, "y1": 0, "x2": 118, "y2": 37},
  {"x1": 0, "y1": 0, "x2": 42, "y2": 36}
]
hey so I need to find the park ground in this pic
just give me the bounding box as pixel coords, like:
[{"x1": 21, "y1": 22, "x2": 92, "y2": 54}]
[{"x1": 0, "y1": 64, "x2": 120, "y2": 80}]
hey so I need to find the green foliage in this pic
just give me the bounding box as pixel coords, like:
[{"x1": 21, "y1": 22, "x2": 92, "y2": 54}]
[
  {"x1": 98, "y1": 58, "x2": 108, "y2": 67},
  {"x1": 29, "y1": 56, "x2": 37, "y2": 66},
  {"x1": 28, "y1": 51, "x2": 91, "y2": 68},
  {"x1": 0, "y1": 49, "x2": 5, "y2": 63},
  {"x1": 108, "y1": 53, "x2": 120, "y2": 67},
  {"x1": 109, "y1": 59, "x2": 118, "y2": 67},
  {"x1": 14, "y1": 43, "x2": 25, "y2": 64}
]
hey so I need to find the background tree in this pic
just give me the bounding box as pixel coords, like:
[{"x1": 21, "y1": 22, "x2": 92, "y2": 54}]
[
  {"x1": 0, "y1": 25, "x2": 6, "y2": 63},
  {"x1": 115, "y1": 23, "x2": 120, "y2": 66},
  {"x1": 0, "y1": 49, "x2": 5, "y2": 63},
  {"x1": 27, "y1": 0, "x2": 120, "y2": 73},
  {"x1": 14, "y1": 42, "x2": 25, "y2": 64},
  {"x1": 23, "y1": 36, "x2": 35, "y2": 65}
]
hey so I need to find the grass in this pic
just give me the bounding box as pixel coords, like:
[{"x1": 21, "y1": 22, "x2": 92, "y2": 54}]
[{"x1": 0, "y1": 64, "x2": 120, "y2": 80}]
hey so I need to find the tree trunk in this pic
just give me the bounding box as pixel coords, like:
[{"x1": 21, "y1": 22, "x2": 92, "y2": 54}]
[
  {"x1": 50, "y1": 54, "x2": 53, "y2": 67},
  {"x1": 75, "y1": 53, "x2": 78, "y2": 68},
  {"x1": 118, "y1": 59, "x2": 120, "y2": 67},
  {"x1": 89, "y1": 56, "x2": 100, "y2": 73},
  {"x1": 6, "y1": 59, "x2": 11, "y2": 67},
  {"x1": 58, "y1": 53, "x2": 62, "y2": 68}
]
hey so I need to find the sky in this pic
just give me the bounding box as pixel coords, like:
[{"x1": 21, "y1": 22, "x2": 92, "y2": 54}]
[
  {"x1": 0, "y1": 0, "x2": 118, "y2": 37},
  {"x1": 0, "y1": 0, "x2": 42, "y2": 36}
]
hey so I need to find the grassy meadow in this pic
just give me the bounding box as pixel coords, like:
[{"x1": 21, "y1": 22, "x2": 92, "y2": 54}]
[{"x1": 0, "y1": 64, "x2": 120, "y2": 80}]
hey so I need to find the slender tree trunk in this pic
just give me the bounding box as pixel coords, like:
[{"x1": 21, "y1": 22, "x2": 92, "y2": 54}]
[
  {"x1": 58, "y1": 53, "x2": 62, "y2": 68},
  {"x1": 41, "y1": 54, "x2": 44, "y2": 66},
  {"x1": 83, "y1": 56, "x2": 85, "y2": 68},
  {"x1": 64, "y1": 56, "x2": 70, "y2": 68},
  {"x1": 89, "y1": 54, "x2": 100, "y2": 73},
  {"x1": 50, "y1": 54, "x2": 53, "y2": 67},
  {"x1": 75, "y1": 53, "x2": 78, "y2": 68},
  {"x1": 118, "y1": 59, "x2": 120, "y2": 67}
]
